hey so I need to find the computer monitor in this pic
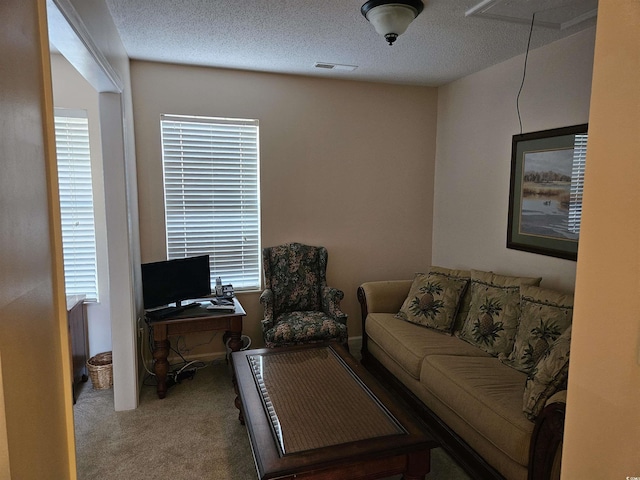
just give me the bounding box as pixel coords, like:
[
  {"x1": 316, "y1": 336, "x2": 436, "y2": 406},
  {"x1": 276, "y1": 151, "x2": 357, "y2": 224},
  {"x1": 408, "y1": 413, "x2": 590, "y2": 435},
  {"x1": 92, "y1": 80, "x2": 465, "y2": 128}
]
[{"x1": 141, "y1": 255, "x2": 211, "y2": 309}]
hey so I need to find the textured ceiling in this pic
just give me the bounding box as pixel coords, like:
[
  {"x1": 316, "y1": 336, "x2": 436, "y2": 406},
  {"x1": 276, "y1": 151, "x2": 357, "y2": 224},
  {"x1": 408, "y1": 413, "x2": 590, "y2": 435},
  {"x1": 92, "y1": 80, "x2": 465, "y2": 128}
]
[{"x1": 103, "y1": 0, "x2": 597, "y2": 86}]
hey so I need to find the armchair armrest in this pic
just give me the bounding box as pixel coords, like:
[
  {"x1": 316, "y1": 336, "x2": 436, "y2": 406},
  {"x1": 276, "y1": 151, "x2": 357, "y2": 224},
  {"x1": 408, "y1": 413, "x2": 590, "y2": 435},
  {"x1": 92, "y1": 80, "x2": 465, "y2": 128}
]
[
  {"x1": 259, "y1": 288, "x2": 275, "y2": 331},
  {"x1": 528, "y1": 390, "x2": 566, "y2": 480},
  {"x1": 321, "y1": 287, "x2": 347, "y2": 325}
]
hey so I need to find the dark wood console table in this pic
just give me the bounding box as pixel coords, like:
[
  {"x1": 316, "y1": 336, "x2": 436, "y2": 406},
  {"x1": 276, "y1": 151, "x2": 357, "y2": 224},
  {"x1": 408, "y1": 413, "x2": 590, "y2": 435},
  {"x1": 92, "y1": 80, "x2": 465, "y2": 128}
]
[
  {"x1": 67, "y1": 295, "x2": 88, "y2": 403},
  {"x1": 148, "y1": 297, "x2": 245, "y2": 399}
]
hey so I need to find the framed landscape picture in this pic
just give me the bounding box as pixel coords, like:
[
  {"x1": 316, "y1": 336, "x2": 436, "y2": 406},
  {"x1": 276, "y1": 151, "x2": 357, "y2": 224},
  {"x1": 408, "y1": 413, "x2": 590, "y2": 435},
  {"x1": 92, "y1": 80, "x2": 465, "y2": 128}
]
[{"x1": 507, "y1": 124, "x2": 588, "y2": 261}]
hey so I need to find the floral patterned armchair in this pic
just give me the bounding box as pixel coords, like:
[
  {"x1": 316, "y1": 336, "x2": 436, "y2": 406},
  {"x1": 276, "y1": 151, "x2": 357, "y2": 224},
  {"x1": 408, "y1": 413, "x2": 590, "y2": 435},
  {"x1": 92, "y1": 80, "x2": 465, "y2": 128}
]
[{"x1": 260, "y1": 243, "x2": 348, "y2": 348}]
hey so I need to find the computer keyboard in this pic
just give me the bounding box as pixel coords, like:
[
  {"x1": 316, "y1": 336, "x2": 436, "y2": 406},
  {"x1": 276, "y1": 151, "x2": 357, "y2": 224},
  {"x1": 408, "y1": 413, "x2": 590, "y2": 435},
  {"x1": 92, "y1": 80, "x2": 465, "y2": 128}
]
[
  {"x1": 146, "y1": 305, "x2": 185, "y2": 320},
  {"x1": 146, "y1": 302, "x2": 202, "y2": 321}
]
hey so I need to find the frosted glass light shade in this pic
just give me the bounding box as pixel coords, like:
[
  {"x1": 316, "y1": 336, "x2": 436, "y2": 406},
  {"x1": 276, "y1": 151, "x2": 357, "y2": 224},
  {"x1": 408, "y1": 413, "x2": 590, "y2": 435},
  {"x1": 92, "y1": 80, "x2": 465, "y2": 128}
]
[{"x1": 361, "y1": 1, "x2": 424, "y2": 45}]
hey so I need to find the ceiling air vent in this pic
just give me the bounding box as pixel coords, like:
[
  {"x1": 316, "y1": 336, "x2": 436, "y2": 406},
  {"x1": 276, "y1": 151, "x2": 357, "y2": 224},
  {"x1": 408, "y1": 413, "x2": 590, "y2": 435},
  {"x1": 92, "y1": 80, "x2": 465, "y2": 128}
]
[
  {"x1": 314, "y1": 62, "x2": 358, "y2": 72},
  {"x1": 465, "y1": 0, "x2": 597, "y2": 30}
]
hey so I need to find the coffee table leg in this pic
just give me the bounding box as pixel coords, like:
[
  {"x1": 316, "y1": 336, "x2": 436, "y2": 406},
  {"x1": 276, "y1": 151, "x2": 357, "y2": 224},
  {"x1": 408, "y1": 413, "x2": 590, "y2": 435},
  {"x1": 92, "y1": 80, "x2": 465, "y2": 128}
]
[
  {"x1": 224, "y1": 323, "x2": 245, "y2": 422},
  {"x1": 153, "y1": 338, "x2": 170, "y2": 399},
  {"x1": 402, "y1": 449, "x2": 430, "y2": 480},
  {"x1": 227, "y1": 336, "x2": 245, "y2": 424},
  {"x1": 233, "y1": 380, "x2": 245, "y2": 425}
]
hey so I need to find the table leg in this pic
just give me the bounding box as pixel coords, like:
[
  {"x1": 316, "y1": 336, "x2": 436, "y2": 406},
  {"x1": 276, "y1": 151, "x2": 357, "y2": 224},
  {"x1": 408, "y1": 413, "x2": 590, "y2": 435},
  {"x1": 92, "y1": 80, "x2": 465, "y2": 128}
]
[
  {"x1": 402, "y1": 449, "x2": 430, "y2": 480},
  {"x1": 224, "y1": 330, "x2": 242, "y2": 352},
  {"x1": 153, "y1": 338, "x2": 170, "y2": 399}
]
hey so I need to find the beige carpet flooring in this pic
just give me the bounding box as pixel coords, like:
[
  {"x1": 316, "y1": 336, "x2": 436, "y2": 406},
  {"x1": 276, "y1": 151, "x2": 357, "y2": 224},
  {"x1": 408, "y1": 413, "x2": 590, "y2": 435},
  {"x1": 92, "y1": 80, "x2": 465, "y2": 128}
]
[{"x1": 74, "y1": 360, "x2": 471, "y2": 479}]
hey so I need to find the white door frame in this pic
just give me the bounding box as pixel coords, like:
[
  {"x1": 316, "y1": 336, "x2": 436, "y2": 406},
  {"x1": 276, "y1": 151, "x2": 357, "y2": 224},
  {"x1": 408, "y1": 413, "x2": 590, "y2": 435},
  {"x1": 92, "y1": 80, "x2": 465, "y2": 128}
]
[{"x1": 47, "y1": 0, "x2": 139, "y2": 411}]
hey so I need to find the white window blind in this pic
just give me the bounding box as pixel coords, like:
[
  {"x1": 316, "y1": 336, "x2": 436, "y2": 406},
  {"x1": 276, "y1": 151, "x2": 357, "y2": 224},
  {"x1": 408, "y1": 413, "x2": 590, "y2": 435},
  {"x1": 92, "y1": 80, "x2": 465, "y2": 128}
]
[
  {"x1": 568, "y1": 133, "x2": 588, "y2": 234},
  {"x1": 160, "y1": 114, "x2": 261, "y2": 290},
  {"x1": 54, "y1": 109, "x2": 99, "y2": 300}
]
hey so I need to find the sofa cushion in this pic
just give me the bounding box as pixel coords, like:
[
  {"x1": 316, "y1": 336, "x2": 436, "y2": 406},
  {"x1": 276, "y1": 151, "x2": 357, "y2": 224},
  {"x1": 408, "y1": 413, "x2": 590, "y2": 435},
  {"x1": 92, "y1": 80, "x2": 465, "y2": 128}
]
[
  {"x1": 366, "y1": 313, "x2": 490, "y2": 379},
  {"x1": 420, "y1": 355, "x2": 533, "y2": 467},
  {"x1": 523, "y1": 326, "x2": 571, "y2": 421},
  {"x1": 457, "y1": 270, "x2": 542, "y2": 357},
  {"x1": 501, "y1": 285, "x2": 573, "y2": 374},
  {"x1": 396, "y1": 271, "x2": 469, "y2": 334}
]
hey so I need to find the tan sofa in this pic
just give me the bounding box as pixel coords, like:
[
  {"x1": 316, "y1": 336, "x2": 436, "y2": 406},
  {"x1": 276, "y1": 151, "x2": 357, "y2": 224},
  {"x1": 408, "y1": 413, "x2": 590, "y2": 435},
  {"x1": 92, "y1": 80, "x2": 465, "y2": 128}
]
[{"x1": 357, "y1": 271, "x2": 569, "y2": 480}]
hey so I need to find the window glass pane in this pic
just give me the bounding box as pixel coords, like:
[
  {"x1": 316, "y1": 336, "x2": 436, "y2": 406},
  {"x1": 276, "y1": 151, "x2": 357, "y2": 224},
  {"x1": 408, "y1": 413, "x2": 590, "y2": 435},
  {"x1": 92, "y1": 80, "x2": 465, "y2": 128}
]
[
  {"x1": 160, "y1": 114, "x2": 261, "y2": 290},
  {"x1": 54, "y1": 109, "x2": 99, "y2": 300}
]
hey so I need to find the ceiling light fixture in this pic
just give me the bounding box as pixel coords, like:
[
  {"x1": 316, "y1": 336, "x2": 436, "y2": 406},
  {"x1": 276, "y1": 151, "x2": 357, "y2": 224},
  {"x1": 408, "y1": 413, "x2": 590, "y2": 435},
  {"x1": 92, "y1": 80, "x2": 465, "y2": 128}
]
[{"x1": 361, "y1": 0, "x2": 425, "y2": 46}]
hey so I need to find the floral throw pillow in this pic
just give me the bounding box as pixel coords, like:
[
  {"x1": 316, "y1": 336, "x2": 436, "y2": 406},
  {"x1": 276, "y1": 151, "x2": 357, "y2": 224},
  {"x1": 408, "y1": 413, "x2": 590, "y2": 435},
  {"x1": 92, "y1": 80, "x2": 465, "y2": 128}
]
[
  {"x1": 395, "y1": 271, "x2": 469, "y2": 334},
  {"x1": 457, "y1": 270, "x2": 542, "y2": 356},
  {"x1": 429, "y1": 266, "x2": 471, "y2": 332},
  {"x1": 501, "y1": 285, "x2": 573, "y2": 374},
  {"x1": 523, "y1": 326, "x2": 571, "y2": 421}
]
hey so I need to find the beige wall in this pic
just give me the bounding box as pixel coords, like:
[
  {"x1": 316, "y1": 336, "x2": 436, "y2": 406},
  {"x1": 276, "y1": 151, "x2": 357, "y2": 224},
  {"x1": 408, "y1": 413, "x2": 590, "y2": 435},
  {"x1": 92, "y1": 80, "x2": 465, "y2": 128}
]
[
  {"x1": 563, "y1": 1, "x2": 640, "y2": 477},
  {"x1": 433, "y1": 27, "x2": 596, "y2": 292},
  {"x1": 131, "y1": 61, "x2": 438, "y2": 346},
  {"x1": 0, "y1": 0, "x2": 75, "y2": 477}
]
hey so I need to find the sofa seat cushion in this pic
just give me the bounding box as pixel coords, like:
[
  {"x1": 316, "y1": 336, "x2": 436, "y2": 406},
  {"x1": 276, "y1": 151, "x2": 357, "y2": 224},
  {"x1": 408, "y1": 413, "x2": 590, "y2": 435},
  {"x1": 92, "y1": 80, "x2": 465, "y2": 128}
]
[
  {"x1": 420, "y1": 355, "x2": 533, "y2": 467},
  {"x1": 366, "y1": 313, "x2": 490, "y2": 380}
]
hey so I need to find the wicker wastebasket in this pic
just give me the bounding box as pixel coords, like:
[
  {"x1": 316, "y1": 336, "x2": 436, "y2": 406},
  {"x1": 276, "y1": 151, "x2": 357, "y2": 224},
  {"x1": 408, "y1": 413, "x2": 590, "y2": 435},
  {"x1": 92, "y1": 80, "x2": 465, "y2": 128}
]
[{"x1": 87, "y1": 351, "x2": 113, "y2": 389}]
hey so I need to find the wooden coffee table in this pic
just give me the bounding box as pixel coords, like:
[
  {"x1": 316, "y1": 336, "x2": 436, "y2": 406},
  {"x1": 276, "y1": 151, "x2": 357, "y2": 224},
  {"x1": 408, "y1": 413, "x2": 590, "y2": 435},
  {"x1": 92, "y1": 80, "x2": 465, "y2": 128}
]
[{"x1": 232, "y1": 343, "x2": 437, "y2": 480}]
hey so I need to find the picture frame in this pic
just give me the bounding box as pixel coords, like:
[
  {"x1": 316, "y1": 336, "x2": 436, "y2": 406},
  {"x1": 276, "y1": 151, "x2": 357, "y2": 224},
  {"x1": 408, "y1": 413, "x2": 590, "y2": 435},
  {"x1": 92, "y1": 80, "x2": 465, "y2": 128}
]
[{"x1": 507, "y1": 124, "x2": 588, "y2": 261}]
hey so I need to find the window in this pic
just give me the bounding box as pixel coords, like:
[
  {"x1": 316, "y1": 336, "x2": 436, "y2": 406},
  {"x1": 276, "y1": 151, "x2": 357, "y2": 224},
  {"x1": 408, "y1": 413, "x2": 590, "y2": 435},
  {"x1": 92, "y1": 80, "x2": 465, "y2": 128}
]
[
  {"x1": 54, "y1": 109, "x2": 99, "y2": 300},
  {"x1": 160, "y1": 114, "x2": 260, "y2": 290}
]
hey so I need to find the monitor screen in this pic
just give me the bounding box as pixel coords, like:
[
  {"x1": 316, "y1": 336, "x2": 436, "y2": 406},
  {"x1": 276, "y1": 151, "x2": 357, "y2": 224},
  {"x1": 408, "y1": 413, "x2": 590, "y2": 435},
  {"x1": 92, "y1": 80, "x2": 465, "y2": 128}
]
[{"x1": 141, "y1": 255, "x2": 211, "y2": 309}]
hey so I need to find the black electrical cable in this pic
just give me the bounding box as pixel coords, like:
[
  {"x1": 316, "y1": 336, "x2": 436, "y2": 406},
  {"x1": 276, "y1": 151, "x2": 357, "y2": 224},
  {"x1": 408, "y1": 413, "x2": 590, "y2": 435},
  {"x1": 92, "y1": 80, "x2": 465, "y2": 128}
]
[
  {"x1": 143, "y1": 323, "x2": 209, "y2": 387},
  {"x1": 516, "y1": 12, "x2": 536, "y2": 135}
]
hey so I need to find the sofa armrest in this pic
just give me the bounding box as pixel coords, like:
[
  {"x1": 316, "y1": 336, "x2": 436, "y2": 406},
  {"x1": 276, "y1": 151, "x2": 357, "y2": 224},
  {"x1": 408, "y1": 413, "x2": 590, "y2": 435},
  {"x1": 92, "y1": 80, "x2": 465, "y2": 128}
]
[
  {"x1": 528, "y1": 390, "x2": 566, "y2": 480},
  {"x1": 357, "y1": 280, "x2": 412, "y2": 318},
  {"x1": 357, "y1": 280, "x2": 411, "y2": 361},
  {"x1": 545, "y1": 390, "x2": 566, "y2": 407}
]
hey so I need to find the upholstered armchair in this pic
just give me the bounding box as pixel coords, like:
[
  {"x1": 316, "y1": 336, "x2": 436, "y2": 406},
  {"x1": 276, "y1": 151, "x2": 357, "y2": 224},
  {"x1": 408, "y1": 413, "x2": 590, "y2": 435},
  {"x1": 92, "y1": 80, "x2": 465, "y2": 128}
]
[{"x1": 260, "y1": 243, "x2": 348, "y2": 348}]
